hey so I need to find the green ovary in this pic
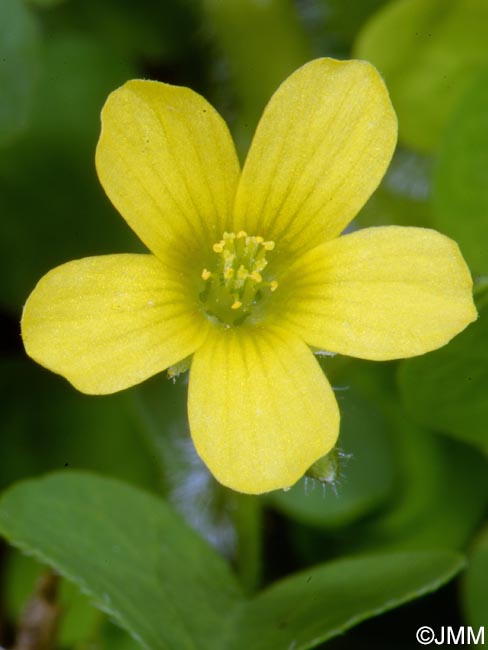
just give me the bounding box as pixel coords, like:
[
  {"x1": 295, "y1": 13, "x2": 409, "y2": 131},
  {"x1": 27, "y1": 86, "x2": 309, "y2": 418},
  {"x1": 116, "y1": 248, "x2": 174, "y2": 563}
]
[{"x1": 199, "y1": 231, "x2": 278, "y2": 326}]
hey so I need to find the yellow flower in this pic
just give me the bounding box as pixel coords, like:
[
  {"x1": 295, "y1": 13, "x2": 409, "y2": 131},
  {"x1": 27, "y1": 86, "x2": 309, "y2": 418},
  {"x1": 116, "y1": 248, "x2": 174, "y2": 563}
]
[{"x1": 21, "y1": 59, "x2": 476, "y2": 494}]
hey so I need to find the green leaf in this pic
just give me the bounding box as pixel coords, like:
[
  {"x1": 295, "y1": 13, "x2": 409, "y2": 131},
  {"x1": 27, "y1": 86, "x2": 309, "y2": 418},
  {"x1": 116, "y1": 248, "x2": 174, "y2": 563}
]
[
  {"x1": 432, "y1": 66, "x2": 488, "y2": 276},
  {"x1": 398, "y1": 303, "x2": 488, "y2": 451},
  {"x1": 101, "y1": 621, "x2": 143, "y2": 650},
  {"x1": 0, "y1": 473, "x2": 469, "y2": 650},
  {"x1": 0, "y1": 472, "x2": 243, "y2": 650},
  {"x1": 355, "y1": 0, "x2": 488, "y2": 153},
  {"x1": 0, "y1": 0, "x2": 41, "y2": 145},
  {"x1": 227, "y1": 551, "x2": 464, "y2": 650},
  {"x1": 463, "y1": 525, "x2": 488, "y2": 627}
]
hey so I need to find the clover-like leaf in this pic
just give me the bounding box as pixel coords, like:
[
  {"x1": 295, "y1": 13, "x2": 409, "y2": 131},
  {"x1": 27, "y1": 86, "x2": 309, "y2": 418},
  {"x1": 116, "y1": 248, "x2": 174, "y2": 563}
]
[
  {"x1": 355, "y1": 0, "x2": 488, "y2": 152},
  {"x1": 0, "y1": 472, "x2": 243, "y2": 650}
]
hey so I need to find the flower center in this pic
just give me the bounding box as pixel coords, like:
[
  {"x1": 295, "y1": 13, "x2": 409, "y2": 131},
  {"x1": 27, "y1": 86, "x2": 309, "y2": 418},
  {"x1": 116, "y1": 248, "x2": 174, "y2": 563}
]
[{"x1": 199, "y1": 231, "x2": 278, "y2": 326}]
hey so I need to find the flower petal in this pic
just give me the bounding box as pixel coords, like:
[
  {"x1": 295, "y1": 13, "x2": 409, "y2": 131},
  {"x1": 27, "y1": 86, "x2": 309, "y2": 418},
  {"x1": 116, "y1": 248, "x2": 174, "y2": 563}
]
[
  {"x1": 279, "y1": 226, "x2": 477, "y2": 360},
  {"x1": 188, "y1": 326, "x2": 339, "y2": 494},
  {"x1": 233, "y1": 58, "x2": 397, "y2": 257},
  {"x1": 96, "y1": 80, "x2": 240, "y2": 266},
  {"x1": 22, "y1": 255, "x2": 208, "y2": 393}
]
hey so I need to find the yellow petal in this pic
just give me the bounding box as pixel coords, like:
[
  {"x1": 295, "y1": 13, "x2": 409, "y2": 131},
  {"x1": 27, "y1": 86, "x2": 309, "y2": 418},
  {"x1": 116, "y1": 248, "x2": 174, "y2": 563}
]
[
  {"x1": 188, "y1": 326, "x2": 339, "y2": 494},
  {"x1": 233, "y1": 58, "x2": 397, "y2": 258},
  {"x1": 22, "y1": 255, "x2": 208, "y2": 393},
  {"x1": 279, "y1": 226, "x2": 477, "y2": 360},
  {"x1": 96, "y1": 80, "x2": 240, "y2": 266}
]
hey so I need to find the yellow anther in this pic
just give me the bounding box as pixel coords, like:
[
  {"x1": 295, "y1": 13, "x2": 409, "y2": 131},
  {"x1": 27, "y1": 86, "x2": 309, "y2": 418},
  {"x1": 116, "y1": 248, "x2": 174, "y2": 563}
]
[{"x1": 202, "y1": 231, "x2": 278, "y2": 323}]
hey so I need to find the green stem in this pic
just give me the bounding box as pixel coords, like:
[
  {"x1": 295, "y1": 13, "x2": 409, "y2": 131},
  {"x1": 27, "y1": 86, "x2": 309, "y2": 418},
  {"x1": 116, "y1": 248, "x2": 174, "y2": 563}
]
[{"x1": 229, "y1": 491, "x2": 263, "y2": 595}]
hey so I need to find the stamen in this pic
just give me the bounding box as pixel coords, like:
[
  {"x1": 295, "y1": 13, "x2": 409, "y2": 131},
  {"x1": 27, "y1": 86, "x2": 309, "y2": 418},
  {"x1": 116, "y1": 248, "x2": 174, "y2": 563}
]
[{"x1": 200, "y1": 232, "x2": 278, "y2": 325}]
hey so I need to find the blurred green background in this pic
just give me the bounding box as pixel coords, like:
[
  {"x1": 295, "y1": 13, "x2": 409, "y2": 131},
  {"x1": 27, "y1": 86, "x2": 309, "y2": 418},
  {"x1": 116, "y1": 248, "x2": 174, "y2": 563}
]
[{"x1": 1, "y1": 0, "x2": 488, "y2": 648}]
